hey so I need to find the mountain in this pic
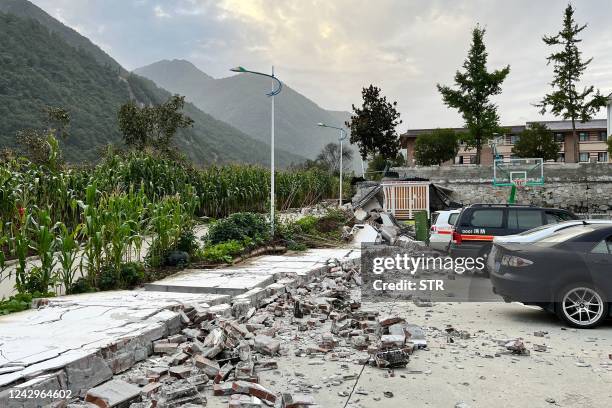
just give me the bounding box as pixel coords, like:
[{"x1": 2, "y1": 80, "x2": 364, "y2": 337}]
[
  {"x1": 0, "y1": 0, "x2": 123, "y2": 73},
  {"x1": 135, "y1": 60, "x2": 354, "y2": 161},
  {"x1": 0, "y1": 1, "x2": 304, "y2": 167}
]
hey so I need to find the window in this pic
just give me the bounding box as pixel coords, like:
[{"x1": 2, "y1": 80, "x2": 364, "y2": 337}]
[
  {"x1": 598, "y1": 152, "x2": 608, "y2": 162},
  {"x1": 507, "y1": 210, "x2": 543, "y2": 230},
  {"x1": 579, "y1": 152, "x2": 590, "y2": 162},
  {"x1": 557, "y1": 153, "x2": 565, "y2": 163},
  {"x1": 448, "y1": 213, "x2": 459, "y2": 226},
  {"x1": 598, "y1": 131, "x2": 608, "y2": 142},
  {"x1": 591, "y1": 237, "x2": 612, "y2": 255},
  {"x1": 579, "y1": 132, "x2": 588, "y2": 142},
  {"x1": 544, "y1": 211, "x2": 575, "y2": 224},
  {"x1": 468, "y1": 209, "x2": 504, "y2": 228},
  {"x1": 431, "y1": 213, "x2": 440, "y2": 225},
  {"x1": 554, "y1": 133, "x2": 564, "y2": 143},
  {"x1": 510, "y1": 135, "x2": 519, "y2": 144}
]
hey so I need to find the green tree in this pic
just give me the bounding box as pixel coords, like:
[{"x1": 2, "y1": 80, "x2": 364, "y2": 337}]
[
  {"x1": 366, "y1": 153, "x2": 405, "y2": 180},
  {"x1": 346, "y1": 85, "x2": 402, "y2": 161},
  {"x1": 118, "y1": 95, "x2": 194, "y2": 151},
  {"x1": 16, "y1": 106, "x2": 69, "y2": 169},
  {"x1": 437, "y1": 26, "x2": 510, "y2": 165},
  {"x1": 44, "y1": 107, "x2": 70, "y2": 139},
  {"x1": 537, "y1": 4, "x2": 607, "y2": 162},
  {"x1": 511, "y1": 123, "x2": 560, "y2": 161},
  {"x1": 607, "y1": 137, "x2": 612, "y2": 157},
  {"x1": 413, "y1": 129, "x2": 460, "y2": 166},
  {"x1": 316, "y1": 143, "x2": 353, "y2": 176}
]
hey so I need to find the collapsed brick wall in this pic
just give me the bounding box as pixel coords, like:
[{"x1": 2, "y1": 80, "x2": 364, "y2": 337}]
[{"x1": 392, "y1": 163, "x2": 612, "y2": 213}]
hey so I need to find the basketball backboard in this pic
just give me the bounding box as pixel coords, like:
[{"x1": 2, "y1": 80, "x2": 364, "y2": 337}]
[{"x1": 493, "y1": 158, "x2": 544, "y2": 187}]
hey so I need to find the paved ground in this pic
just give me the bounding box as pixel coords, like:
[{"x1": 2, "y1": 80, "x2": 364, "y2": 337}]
[{"x1": 208, "y1": 300, "x2": 612, "y2": 408}]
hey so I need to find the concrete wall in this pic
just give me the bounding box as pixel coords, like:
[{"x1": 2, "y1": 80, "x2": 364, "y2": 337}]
[{"x1": 393, "y1": 163, "x2": 612, "y2": 213}]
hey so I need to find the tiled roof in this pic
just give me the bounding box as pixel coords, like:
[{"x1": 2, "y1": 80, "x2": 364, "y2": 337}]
[{"x1": 402, "y1": 118, "x2": 607, "y2": 137}]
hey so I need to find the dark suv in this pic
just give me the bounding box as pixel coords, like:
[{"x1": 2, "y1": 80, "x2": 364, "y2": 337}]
[{"x1": 449, "y1": 204, "x2": 578, "y2": 259}]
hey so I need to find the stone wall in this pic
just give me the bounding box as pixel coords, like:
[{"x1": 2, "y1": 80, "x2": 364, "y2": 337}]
[{"x1": 393, "y1": 163, "x2": 612, "y2": 214}]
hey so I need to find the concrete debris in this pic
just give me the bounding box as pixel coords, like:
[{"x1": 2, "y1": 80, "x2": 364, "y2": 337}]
[
  {"x1": 229, "y1": 394, "x2": 262, "y2": 407},
  {"x1": 282, "y1": 393, "x2": 317, "y2": 407},
  {"x1": 505, "y1": 339, "x2": 530, "y2": 356},
  {"x1": 64, "y1": 252, "x2": 427, "y2": 408},
  {"x1": 85, "y1": 379, "x2": 141, "y2": 408},
  {"x1": 253, "y1": 335, "x2": 281, "y2": 356}
]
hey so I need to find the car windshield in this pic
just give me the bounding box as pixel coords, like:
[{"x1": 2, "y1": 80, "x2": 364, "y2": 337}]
[{"x1": 533, "y1": 225, "x2": 594, "y2": 243}]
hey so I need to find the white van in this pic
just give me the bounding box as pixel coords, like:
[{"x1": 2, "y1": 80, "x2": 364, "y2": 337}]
[{"x1": 429, "y1": 209, "x2": 460, "y2": 251}]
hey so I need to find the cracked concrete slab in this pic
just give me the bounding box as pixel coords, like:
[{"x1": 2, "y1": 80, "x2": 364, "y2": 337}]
[
  {"x1": 144, "y1": 249, "x2": 359, "y2": 295},
  {"x1": 0, "y1": 291, "x2": 228, "y2": 392}
]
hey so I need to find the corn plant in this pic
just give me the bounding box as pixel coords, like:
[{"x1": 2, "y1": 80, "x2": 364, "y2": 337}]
[
  {"x1": 29, "y1": 208, "x2": 57, "y2": 294},
  {"x1": 56, "y1": 222, "x2": 81, "y2": 294},
  {"x1": 79, "y1": 183, "x2": 105, "y2": 287},
  {"x1": 10, "y1": 206, "x2": 32, "y2": 294}
]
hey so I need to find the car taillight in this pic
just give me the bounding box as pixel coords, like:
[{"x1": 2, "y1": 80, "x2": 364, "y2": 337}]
[
  {"x1": 452, "y1": 230, "x2": 462, "y2": 245},
  {"x1": 431, "y1": 226, "x2": 437, "y2": 232},
  {"x1": 501, "y1": 255, "x2": 533, "y2": 267}
]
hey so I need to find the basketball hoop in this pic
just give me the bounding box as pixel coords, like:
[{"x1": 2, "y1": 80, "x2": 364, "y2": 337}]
[{"x1": 513, "y1": 179, "x2": 526, "y2": 188}]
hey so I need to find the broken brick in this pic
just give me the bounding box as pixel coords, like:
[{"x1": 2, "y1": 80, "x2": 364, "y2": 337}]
[
  {"x1": 214, "y1": 362, "x2": 234, "y2": 384},
  {"x1": 254, "y1": 335, "x2": 280, "y2": 355},
  {"x1": 194, "y1": 354, "x2": 220, "y2": 377},
  {"x1": 140, "y1": 382, "x2": 162, "y2": 398},
  {"x1": 229, "y1": 394, "x2": 262, "y2": 407},
  {"x1": 231, "y1": 380, "x2": 276, "y2": 403},
  {"x1": 169, "y1": 365, "x2": 193, "y2": 379},
  {"x1": 85, "y1": 379, "x2": 141, "y2": 408},
  {"x1": 213, "y1": 382, "x2": 234, "y2": 396},
  {"x1": 282, "y1": 393, "x2": 317, "y2": 408},
  {"x1": 153, "y1": 342, "x2": 179, "y2": 354}
]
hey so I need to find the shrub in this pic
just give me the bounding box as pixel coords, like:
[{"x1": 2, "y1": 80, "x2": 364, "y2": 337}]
[
  {"x1": 198, "y1": 240, "x2": 245, "y2": 263},
  {"x1": 205, "y1": 212, "x2": 270, "y2": 247},
  {"x1": 0, "y1": 293, "x2": 33, "y2": 315},
  {"x1": 175, "y1": 229, "x2": 198, "y2": 255},
  {"x1": 98, "y1": 265, "x2": 120, "y2": 291},
  {"x1": 69, "y1": 277, "x2": 95, "y2": 294},
  {"x1": 120, "y1": 262, "x2": 145, "y2": 288},
  {"x1": 295, "y1": 216, "x2": 317, "y2": 233}
]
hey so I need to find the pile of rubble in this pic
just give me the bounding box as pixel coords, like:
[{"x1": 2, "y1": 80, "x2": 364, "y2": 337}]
[
  {"x1": 67, "y1": 261, "x2": 425, "y2": 408},
  {"x1": 345, "y1": 183, "x2": 415, "y2": 246}
]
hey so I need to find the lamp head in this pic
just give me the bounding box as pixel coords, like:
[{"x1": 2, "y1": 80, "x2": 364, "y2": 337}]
[
  {"x1": 230, "y1": 66, "x2": 247, "y2": 73},
  {"x1": 317, "y1": 123, "x2": 326, "y2": 127}
]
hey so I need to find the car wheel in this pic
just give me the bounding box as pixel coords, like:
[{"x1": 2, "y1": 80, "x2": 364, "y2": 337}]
[
  {"x1": 476, "y1": 246, "x2": 491, "y2": 277},
  {"x1": 555, "y1": 284, "x2": 609, "y2": 328}
]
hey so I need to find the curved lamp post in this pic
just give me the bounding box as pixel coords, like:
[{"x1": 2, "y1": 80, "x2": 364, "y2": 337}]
[
  {"x1": 318, "y1": 122, "x2": 347, "y2": 206},
  {"x1": 231, "y1": 66, "x2": 282, "y2": 235}
]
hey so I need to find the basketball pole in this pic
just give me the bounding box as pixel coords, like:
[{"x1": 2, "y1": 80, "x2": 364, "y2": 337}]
[{"x1": 508, "y1": 184, "x2": 517, "y2": 204}]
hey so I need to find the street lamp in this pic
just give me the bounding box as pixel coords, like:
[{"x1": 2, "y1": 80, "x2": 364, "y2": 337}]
[
  {"x1": 318, "y1": 122, "x2": 347, "y2": 206},
  {"x1": 230, "y1": 66, "x2": 283, "y2": 235}
]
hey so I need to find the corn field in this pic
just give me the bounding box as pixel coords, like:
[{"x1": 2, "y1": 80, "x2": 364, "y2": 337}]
[{"x1": 0, "y1": 151, "x2": 341, "y2": 298}]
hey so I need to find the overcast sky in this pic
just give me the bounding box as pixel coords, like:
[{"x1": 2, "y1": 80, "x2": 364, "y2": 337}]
[{"x1": 30, "y1": 0, "x2": 612, "y2": 132}]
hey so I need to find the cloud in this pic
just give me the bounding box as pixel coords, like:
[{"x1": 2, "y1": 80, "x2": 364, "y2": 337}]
[
  {"x1": 29, "y1": 0, "x2": 612, "y2": 130},
  {"x1": 153, "y1": 5, "x2": 171, "y2": 18}
]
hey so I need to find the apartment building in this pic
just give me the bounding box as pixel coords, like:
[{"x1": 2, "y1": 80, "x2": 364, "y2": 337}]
[{"x1": 400, "y1": 119, "x2": 610, "y2": 166}]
